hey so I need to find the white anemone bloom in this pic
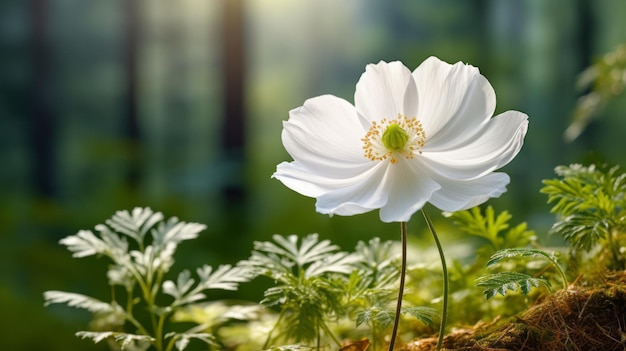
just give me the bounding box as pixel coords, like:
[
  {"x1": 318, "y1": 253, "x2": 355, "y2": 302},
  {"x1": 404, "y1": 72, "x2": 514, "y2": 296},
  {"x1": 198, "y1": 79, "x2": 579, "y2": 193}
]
[{"x1": 273, "y1": 57, "x2": 528, "y2": 223}]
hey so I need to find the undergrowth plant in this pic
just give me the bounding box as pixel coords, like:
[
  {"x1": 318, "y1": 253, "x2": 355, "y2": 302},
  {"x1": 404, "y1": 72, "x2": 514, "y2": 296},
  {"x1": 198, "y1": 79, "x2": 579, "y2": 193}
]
[
  {"x1": 239, "y1": 235, "x2": 437, "y2": 351},
  {"x1": 239, "y1": 233, "x2": 358, "y2": 348},
  {"x1": 541, "y1": 164, "x2": 626, "y2": 270},
  {"x1": 44, "y1": 208, "x2": 253, "y2": 351},
  {"x1": 45, "y1": 163, "x2": 626, "y2": 351}
]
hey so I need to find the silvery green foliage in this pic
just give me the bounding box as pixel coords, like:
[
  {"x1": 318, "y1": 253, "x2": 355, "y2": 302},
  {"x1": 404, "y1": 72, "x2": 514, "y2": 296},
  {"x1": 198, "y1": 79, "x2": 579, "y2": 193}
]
[
  {"x1": 75, "y1": 332, "x2": 154, "y2": 351},
  {"x1": 240, "y1": 233, "x2": 361, "y2": 345},
  {"x1": 44, "y1": 207, "x2": 252, "y2": 351}
]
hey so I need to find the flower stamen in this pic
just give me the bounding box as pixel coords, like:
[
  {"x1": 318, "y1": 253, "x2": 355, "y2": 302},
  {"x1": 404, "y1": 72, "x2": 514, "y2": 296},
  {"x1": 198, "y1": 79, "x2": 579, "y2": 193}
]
[{"x1": 362, "y1": 114, "x2": 426, "y2": 164}]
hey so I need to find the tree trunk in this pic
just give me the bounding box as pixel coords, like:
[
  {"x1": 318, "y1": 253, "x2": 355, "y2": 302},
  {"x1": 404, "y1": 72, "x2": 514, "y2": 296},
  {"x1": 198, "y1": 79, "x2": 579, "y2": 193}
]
[
  {"x1": 220, "y1": 0, "x2": 246, "y2": 203},
  {"x1": 29, "y1": 0, "x2": 56, "y2": 198},
  {"x1": 123, "y1": 0, "x2": 142, "y2": 189}
]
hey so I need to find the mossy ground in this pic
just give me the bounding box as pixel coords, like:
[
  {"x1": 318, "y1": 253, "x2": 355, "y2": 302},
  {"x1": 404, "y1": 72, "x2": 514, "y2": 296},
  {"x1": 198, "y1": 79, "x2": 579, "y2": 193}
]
[{"x1": 400, "y1": 271, "x2": 626, "y2": 351}]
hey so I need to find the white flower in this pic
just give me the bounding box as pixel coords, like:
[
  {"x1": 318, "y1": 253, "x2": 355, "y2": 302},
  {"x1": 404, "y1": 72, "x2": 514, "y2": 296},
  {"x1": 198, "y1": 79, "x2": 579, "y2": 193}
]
[{"x1": 273, "y1": 57, "x2": 528, "y2": 223}]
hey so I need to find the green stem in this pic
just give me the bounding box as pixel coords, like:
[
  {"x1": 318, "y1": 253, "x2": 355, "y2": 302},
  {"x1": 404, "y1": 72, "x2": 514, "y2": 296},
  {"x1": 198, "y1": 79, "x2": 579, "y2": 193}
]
[
  {"x1": 422, "y1": 210, "x2": 447, "y2": 351},
  {"x1": 541, "y1": 252, "x2": 569, "y2": 289},
  {"x1": 123, "y1": 285, "x2": 151, "y2": 337},
  {"x1": 319, "y1": 321, "x2": 341, "y2": 348},
  {"x1": 263, "y1": 309, "x2": 286, "y2": 349},
  {"x1": 388, "y1": 221, "x2": 407, "y2": 351},
  {"x1": 607, "y1": 228, "x2": 624, "y2": 270},
  {"x1": 154, "y1": 313, "x2": 167, "y2": 351}
]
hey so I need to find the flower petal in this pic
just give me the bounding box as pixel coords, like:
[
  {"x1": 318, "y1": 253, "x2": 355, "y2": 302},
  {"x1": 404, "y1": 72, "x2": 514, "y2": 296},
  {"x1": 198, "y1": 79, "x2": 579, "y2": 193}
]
[
  {"x1": 423, "y1": 74, "x2": 497, "y2": 150},
  {"x1": 378, "y1": 159, "x2": 441, "y2": 222},
  {"x1": 354, "y1": 61, "x2": 418, "y2": 127},
  {"x1": 315, "y1": 161, "x2": 392, "y2": 216},
  {"x1": 421, "y1": 110, "x2": 528, "y2": 180},
  {"x1": 428, "y1": 172, "x2": 510, "y2": 212},
  {"x1": 412, "y1": 57, "x2": 492, "y2": 142},
  {"x1": 280, "y1": 95, "x2": 371, "y2": 179}
]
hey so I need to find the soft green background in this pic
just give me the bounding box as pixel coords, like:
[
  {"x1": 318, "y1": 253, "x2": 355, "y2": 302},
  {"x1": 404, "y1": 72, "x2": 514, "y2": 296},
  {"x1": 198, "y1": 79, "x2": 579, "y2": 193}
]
[{"x1": 2, "y1": 1, "x2": 626, "y2": 350}]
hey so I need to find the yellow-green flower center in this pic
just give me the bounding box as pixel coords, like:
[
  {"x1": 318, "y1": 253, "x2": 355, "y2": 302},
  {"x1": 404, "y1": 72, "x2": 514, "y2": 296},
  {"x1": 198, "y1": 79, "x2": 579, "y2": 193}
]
[
  {"x1": 382, "y1": 123, "x2": 409, "y2": 150},
  {"x1": 362, "y1": 114, "x2": 426, "y2": 164}
]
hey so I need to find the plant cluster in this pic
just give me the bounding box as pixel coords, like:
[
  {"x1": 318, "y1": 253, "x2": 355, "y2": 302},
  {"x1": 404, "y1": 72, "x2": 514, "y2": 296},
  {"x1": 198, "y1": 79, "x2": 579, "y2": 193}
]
[
  {"x1": 541, "y1": 163, "x2": 626, "y2": 271},
  {"x1": 45, "y1": 163, "x2": 626, "y2": 350},
  {"x1": 44, "y1": 210, "x2": 437, "y2": 351}
]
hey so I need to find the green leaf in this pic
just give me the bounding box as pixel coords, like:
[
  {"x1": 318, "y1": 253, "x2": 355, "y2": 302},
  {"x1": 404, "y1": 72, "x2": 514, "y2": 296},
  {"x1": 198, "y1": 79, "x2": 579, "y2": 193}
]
[
  {"x1": 75, "y1": 331, "x2": 154, "y2": 349},
  {"x1": 242, "y1": 233, "x2": 356, "y2": 282},
  {"x1": 552, "y1": 213, "x2": 609, "y2": 251},
  {"x1": 59, "y1": 230, "x2": 109, "y2": 258},
  {"x1": 402, "y1": 306, "x2": 439, "y2": 326},
  {"x1": 151, "y1": 217, "x2": 207, "y2": 251},
  {"x1": 105, "y1": 207, "x2": 163, "y2": 244},
  {"x1": 355, "y1": 307, "x2": 437, "y2": 329},
  {"x1": 541, "y1": 164, "x2": 626, "y2": 254},
  {"x1": 475, "y1": 272, "x2": 550, "y2": 299},
  {"x1": 43, "y1": 290, "x2": 123, "y2": 314},
  {"x1": 353, "y1": 238, "x2": 399, "y2": 289},
  {"x1": 355, "y1": 309, "x2": 373, "y2": 327},
  {"x1": 163, "y1": 265, "x2": 252, "y2": 307},
  {"x1": 304, "y1": 252, "x2": 359, "y2": 277},
  {"x1": 487, "y1": 248, "x2": 556, "y2": 267},
  {"x1": 447, "y1": 206, "x2": 534, "y2": 250},
  {"x1": 165, "y1": 332, "x2": 217, "y2": 351},
  {"x1": 264, "y1": 345, "x2": 313, "y2": 351}
]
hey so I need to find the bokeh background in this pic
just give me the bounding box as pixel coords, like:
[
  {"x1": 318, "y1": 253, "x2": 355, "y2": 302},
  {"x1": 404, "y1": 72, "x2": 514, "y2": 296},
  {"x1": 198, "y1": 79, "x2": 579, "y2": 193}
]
[{"x1": 2, "y1": 0, "x2": 626, "y2": 350}]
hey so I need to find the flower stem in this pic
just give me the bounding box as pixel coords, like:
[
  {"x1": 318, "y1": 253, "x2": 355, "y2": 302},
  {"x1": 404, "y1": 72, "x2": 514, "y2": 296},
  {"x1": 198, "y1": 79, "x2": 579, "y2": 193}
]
[
  {"x1": 388, "y1": 221, "x2": 407, "y2": 351},
  {"x1": 422, "y1": 209, "x2": 447, "y2": 351}
]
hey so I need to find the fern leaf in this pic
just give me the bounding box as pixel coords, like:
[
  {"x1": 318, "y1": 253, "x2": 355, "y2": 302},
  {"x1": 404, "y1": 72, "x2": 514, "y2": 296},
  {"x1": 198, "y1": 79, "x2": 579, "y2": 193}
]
[
  {"x1": 355, "y1": 309, "x2": 373, "y2": 327},
  {"x1": 268, "y1": 234, "x2": 339, "y2": 268},
  {"x1": 165, "y1": 332, "x2": 217, "y2": 351},
  {"x1": 304, "y1": 252, "x2": 359, "y2": 277},
  {"x1": 475, "y1": 272, "x2": 550, "y2": 299},
  {"x1": 402, "y1": 306, "x2": 439, "y2": 326},
  {"x1": 196, "y1": 264, "x2": 251, "y2": 290},
  {"x1": 264, "y1": 345, "x2": 313, "y2": 351},
  {"x1": 487, "y1": 248, "x2": 556, "y2": 267},
  {"x1": 43, "y1": 291, "x2": 122, "y2": 314},
  {"x1": 447, "y1": 206, "x2": 533, "y2": 250},
  {"x1": 76, "y1": 331, "x2": 154, "y2": 349},
  {"x1": 552, "y1": 213, "x2": 609, "y2": 251},
  {"x1": 163, "y1": 270, "x2": 202, "y2": 306},
  {"x1": 243, "y1": 233, "x2": 353, "y2": 280},
  {"x1": 152, "y1": 218, "x2": 206, "y2": 249},
  {"x1": 105, "y1": 207, "x2": 163, "y2": 243},
  {"x1": 356, "y1": 308, "x2": 394, "y2": 329},
  {"x1": 59, "y1": 230, "x2": 108, "y2": 258},
  {"x1": 164, "y1": 265, "x2": 251, "y2": 308}
]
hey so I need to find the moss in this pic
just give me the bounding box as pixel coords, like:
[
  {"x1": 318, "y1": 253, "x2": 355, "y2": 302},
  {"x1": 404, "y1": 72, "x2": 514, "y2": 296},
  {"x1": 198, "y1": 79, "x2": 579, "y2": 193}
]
[{"x1": 402, "y1": 272, "x2": 626, "y2": 351}]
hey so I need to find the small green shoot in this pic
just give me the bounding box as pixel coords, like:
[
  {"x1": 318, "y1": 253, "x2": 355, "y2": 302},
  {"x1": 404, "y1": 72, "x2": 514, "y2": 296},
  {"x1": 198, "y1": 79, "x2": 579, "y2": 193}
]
[
  {"x1": 447, "y1": 205, "x2": 535, "y2": 252},
  {"x1": 240, "y1": 234, "x2": 359, "y2": 347},
  {"x1": 476, "y1": 247, "x2": 567, "y2": 299},
  {"x1": 475, "y1": 272, "x2": 550, "y2": 299},
  {"x1": 541, "y1": 164, "x2": 626, "y2": 269}
]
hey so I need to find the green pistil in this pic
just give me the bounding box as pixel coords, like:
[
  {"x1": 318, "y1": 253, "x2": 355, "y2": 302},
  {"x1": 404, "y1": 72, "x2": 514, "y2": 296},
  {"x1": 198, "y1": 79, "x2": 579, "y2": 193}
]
[{"x1": 382, "y1": 123, "x2": 409, "y2": 151}]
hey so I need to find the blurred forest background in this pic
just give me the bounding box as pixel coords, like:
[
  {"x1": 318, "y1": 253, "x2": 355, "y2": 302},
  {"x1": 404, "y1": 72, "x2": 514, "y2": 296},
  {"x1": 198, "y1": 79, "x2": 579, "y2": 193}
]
[{"x1": 1, "y1": 0, "x2": 626, "y2": 350}]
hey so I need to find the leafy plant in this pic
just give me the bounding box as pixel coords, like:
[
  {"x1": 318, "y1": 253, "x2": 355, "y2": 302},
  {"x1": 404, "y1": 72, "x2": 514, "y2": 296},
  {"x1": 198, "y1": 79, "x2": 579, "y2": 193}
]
[
  {"x1": 446, "y1": 205, "x2": 535, "y2": 254},
  {"x1": 475, "y1": 272, "x2": 550, "y2": 299},
  {"x1": 240, "y1": 234, "x2": 360, "y2": 348},
  {"x1": 541, "y1": 164, "x2": 626, "y2": 269},
  {"x1": 349, "y1": 238, "x2": 437, "y2": 351},
  {"x1": 566, "y1": 43, "x2": 626, "y2": 141},
  {"x1": 435, "y1": 206, "x2": 538, "y2": 323},
  {"x1": 44, "y1": 207, "x2": 252, "y2": 351},
  {"x1": 476, "y1": 248, "x2": 568, "y2": 299}
]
